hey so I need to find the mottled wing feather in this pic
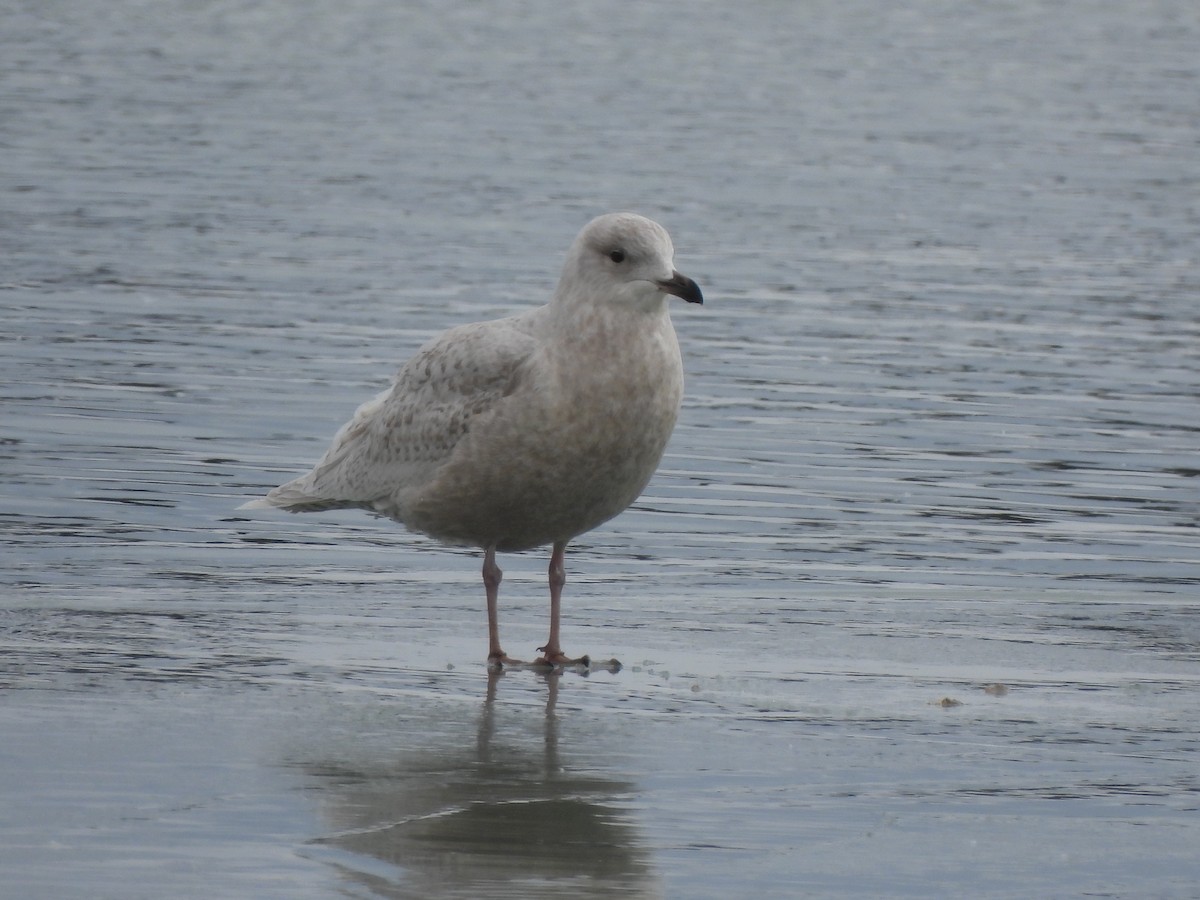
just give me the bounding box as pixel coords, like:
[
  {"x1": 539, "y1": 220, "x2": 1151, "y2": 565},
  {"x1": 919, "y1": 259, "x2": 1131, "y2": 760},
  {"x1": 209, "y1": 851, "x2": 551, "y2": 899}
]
[{"x1": 260, "y1": 314, "x2": 538, "y2": 510}]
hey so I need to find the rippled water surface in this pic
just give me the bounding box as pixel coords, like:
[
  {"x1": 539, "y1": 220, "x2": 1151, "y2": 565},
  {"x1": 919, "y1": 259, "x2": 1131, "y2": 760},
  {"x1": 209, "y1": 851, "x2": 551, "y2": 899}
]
[{"x1": 3, "y1": 1, "x2": 1199, "y2": 897}]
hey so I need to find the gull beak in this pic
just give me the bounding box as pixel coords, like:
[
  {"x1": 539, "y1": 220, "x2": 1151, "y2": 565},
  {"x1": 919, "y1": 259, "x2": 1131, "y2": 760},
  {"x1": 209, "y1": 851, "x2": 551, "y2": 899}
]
[{"x1": 656, "y1": 270, "x2": 704, "y2": 305}]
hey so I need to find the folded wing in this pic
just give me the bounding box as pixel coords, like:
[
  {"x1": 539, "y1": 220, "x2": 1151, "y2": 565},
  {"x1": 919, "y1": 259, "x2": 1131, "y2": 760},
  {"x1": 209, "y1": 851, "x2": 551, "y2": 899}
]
[{"x1": 241, "y1": 314, "x2": 539, "y2": 513}]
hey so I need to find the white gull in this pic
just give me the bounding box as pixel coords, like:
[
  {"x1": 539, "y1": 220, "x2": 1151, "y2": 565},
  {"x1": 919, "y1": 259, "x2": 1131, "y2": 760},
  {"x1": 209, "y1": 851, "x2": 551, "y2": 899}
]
[{"x1": 239, "y1": 212, "x2": 703, "y2": 667}]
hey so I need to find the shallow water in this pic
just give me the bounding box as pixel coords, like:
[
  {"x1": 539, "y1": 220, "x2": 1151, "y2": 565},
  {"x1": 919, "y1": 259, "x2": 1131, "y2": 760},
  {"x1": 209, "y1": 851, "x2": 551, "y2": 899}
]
[{"x1": 3, "y1": 0, "x2": 1199, "y2": 897}]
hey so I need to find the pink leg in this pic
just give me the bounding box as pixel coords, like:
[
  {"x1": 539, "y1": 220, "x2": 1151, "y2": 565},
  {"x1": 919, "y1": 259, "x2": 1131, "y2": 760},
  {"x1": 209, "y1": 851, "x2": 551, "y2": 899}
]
[
  {"x1": 537, "y1": 541, "x2": 588, "y2": 666},
  {"x1": 483, "y1": 546, "x2": 519, "y2": 667}
]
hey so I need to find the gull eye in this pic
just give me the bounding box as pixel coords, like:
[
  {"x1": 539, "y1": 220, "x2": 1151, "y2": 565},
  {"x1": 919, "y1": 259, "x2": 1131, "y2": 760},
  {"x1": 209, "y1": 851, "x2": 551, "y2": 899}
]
[{"x1": 608, "y1": 249, "x2": 626, "y2": 263}]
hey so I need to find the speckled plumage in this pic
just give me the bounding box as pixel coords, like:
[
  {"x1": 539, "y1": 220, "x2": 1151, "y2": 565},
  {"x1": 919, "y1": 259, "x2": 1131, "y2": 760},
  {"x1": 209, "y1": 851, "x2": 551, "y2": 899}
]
[{"x1": 241, "y1": 212, "x2": 702, "y2": 665}]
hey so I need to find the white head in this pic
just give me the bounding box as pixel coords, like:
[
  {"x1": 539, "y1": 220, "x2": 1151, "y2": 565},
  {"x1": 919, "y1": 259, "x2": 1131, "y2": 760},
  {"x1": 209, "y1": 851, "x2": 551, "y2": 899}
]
[{"x1": 555, "y1": 212, "x2": 703, "y2": 312}]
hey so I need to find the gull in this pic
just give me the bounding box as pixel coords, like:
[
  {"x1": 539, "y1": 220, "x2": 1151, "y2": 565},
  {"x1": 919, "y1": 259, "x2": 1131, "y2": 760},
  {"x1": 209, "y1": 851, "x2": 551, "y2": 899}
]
[{"x1": 239, "y1": 212, "x2": 703, "y2": 668}]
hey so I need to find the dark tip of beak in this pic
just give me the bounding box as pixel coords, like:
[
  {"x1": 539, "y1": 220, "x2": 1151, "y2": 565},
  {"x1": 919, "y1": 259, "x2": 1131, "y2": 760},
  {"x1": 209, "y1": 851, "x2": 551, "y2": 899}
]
[{"x1": 657, "y1": 270, "x2": 704, "y2": 305}]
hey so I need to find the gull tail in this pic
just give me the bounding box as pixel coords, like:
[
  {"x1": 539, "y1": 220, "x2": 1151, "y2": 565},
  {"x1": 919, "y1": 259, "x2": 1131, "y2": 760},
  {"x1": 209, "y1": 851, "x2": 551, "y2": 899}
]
[
  {"x1": 237, "y1": 478, "x2": 360, "y2": 513},
  {"x1": 237, "y1": 497, "x2": 277, "y2": 510}
]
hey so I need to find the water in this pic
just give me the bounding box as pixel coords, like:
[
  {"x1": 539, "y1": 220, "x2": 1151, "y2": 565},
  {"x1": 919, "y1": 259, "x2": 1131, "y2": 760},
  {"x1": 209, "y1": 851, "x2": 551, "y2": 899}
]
[{"x1": 3, "y1": 1, "x2": 1198, "y2": 897}]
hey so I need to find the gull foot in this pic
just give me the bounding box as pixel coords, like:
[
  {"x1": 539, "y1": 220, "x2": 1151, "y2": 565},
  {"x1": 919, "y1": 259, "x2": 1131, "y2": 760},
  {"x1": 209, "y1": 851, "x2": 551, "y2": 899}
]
[
  {"x1": 533, "y1": 651, "x2": 623, "y2": 672},
  {"x1": 534, "y1": 649, "x2": 591, "y2": 668},
  {"x1": 490, "y1": 651, "x2": 621, "y2": 673},
  {"x1": 487, "y1": 651, "x2": 529, "y2": 669}
]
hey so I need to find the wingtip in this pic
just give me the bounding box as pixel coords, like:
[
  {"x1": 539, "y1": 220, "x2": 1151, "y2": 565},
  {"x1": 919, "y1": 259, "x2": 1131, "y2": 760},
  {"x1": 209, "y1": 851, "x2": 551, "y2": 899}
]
[{"x1": 236, "y1": 498, "x2": 273, "y2": 511}]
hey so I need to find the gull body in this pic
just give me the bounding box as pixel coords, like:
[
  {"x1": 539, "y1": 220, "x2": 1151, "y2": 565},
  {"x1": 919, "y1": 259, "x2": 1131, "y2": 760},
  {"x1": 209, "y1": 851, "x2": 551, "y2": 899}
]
[{"x1": 240, "y1": 212, "x2": 702, "y2": 666}]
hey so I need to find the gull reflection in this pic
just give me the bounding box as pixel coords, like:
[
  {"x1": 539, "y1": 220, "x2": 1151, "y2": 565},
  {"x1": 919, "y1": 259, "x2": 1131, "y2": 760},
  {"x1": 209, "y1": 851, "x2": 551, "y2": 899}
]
[{"x1": 303, "y1": 670, "x2": 659, "y2": 899}]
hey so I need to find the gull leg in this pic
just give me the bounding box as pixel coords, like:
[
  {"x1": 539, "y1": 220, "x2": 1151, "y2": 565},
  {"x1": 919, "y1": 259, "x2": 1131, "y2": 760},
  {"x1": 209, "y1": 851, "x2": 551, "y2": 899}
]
[
  {"x1": 484, "y1": 546, "x2": 523, "y2": 668},
  {"x1": 537, "y1": 541, "x2": 589, "y2": 667}
]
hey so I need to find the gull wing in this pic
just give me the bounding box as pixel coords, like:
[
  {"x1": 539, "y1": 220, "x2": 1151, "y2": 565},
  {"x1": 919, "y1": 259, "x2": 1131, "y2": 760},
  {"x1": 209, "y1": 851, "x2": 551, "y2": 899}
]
[{"x1": 243, "y1": 313, "x2": 540, "y2": 511}]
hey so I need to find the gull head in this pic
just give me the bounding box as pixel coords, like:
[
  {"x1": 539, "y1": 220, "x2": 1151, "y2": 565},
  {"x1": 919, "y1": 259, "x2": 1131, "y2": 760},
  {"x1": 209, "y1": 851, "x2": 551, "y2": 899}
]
[{"x1": 557, "y1": 212, "x2": 703, "y2": 311}]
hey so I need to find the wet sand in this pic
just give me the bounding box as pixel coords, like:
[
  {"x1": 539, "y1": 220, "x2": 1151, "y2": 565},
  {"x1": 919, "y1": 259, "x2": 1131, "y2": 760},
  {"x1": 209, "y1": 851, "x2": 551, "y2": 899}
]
[{"x1": 3, "y1": 1, "x2": 1199, "y2": 896}]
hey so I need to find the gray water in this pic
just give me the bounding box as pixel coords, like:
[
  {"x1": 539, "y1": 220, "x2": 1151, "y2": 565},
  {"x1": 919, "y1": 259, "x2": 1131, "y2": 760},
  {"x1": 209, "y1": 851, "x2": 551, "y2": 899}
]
[{"x1": 3, "y1": 1, "x2": 1199, "y2": 897}]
